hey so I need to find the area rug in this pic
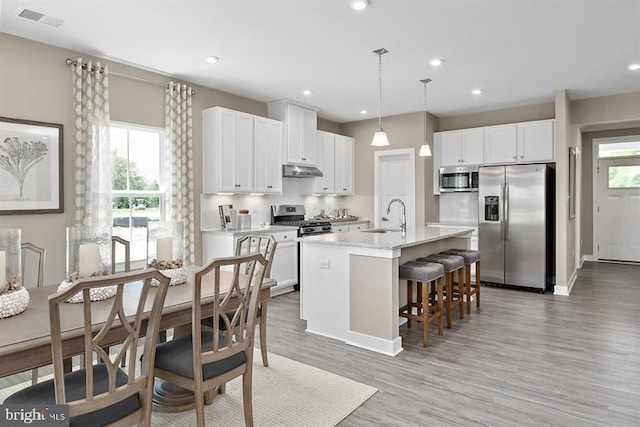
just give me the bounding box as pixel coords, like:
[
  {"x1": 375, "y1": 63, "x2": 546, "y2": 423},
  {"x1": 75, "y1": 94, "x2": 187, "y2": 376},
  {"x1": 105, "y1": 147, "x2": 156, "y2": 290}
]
[{"x1": 0, "y1": 351, "x2": 377, "y2": 427}]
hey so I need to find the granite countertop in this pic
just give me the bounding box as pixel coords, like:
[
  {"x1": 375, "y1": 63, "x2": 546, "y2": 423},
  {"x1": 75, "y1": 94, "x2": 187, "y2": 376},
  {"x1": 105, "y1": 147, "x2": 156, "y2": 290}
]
[
  {"x1": 298, "y1": 225, "x2": 473, "y2": 250},
  {"x1": 201, "y1": 225, "x2": 298, "y2": 235}
]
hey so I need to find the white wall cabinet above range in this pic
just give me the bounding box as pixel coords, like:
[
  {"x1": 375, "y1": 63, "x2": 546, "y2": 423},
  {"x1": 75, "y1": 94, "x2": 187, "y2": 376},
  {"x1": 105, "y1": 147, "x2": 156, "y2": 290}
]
[
  {"x1": 203, "y1": 106, "x2": 283, "y2": 194},
  {"x1": 308, "y1": 131, "x2": 354, "y2": 195},
  {"x1": 484, "y1": 119, "x2": 554, "y2": 165},
  {"x1": 253, "y1": 116, "x2": 283, "y2": 193},
  {"x1": 437, "y1": 128, "x2": 484, "y2": 167},
  {"x1": 268, "y1": 100, "x2": 317, "y2": 166}
]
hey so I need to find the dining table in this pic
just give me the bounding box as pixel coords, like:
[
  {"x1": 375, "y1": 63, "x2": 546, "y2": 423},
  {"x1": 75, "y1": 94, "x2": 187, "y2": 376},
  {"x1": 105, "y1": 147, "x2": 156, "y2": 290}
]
[{"x1": 0, "y1": 269, "x2": 275, "y2": 411}]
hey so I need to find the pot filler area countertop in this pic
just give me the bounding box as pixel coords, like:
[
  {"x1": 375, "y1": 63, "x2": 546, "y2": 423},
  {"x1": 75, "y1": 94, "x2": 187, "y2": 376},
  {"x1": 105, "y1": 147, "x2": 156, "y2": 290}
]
[{"x1": 298, "y1": 225, "x2": 473, "y2": 356}]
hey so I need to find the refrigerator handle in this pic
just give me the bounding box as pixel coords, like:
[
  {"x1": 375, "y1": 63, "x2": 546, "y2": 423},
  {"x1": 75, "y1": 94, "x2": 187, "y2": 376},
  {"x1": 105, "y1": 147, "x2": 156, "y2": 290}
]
[
  {"x1": 499, "y1": 183, "x2": 505, "y2": 240},
  {"x1": 504, "y1": 183, "x2": 510, "y2": 240}
]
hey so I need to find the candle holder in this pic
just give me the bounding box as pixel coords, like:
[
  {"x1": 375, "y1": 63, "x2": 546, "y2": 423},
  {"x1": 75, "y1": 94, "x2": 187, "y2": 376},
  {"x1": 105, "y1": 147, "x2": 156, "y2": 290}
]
[
  {"x1": 147, "y1": 221, "x2": 186, "y2": 286},
  {"x1": 0, "y1": 228, "x2": 29, "y2": 319},
  {"x1": 60, "y1": 227, "x2": 115, "y2": 303}
]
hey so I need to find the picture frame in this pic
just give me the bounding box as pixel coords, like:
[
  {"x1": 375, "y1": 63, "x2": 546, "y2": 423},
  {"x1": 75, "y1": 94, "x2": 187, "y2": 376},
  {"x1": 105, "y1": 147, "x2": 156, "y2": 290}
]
[
  {"x1": 568, "y1": 146, "x2": 577, "y2": 220},
  {"x1": 0, "y1": 117, "x2": 64, "y2": 215}
]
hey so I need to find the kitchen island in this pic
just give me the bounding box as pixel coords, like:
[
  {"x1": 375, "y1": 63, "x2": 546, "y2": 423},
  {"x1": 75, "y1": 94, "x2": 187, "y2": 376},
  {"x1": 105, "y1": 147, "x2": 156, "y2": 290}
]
[{"x1": 299, "y1": 226, "x2": 473, "y2": 356}]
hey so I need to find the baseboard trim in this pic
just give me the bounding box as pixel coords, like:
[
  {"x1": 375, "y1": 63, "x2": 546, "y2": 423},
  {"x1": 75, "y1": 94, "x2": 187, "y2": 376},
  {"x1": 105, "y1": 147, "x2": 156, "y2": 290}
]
[
  {"x1": 554, "y1": 269, "x2": 577, "y2": 296},
  {"x1": 346, "y1": 330, "x2": 403, "y2": 357}
]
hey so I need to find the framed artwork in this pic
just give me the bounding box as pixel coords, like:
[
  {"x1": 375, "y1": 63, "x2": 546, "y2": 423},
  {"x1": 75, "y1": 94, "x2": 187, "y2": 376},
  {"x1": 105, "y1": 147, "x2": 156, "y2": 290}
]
[
  {"x1": 568, "y1": 146, "x2": 577, "y2": 220},
  {"x1": 0, "y1": 117, "x2": 64, "y2": 215}
]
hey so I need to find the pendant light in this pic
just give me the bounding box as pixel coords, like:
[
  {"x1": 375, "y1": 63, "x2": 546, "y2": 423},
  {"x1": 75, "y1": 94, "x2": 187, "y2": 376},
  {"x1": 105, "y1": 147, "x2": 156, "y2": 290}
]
[
  {"x1": 418, "y1": 78, "x2": 433, "y2": 157},
  {"x1": 371, "y1": 48, "x2": 390, "y2": 147}
]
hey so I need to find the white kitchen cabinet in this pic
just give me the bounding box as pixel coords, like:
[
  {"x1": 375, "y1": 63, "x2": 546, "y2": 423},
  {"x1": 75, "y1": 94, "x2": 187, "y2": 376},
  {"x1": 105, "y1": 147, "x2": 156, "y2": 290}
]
[
  {"x1": 267, "y1": 230, "x2": 298, "y2": 295},
  {"x1": 203, "y1": 107, "x2": 254, "y2": 193},
  {"x1": 433, "y1": 133, "x2": 442, "y2": 195},
  {"x1": 313, "y1": 131, "x2": 335, "y2": 194},
  {"x1": 334, "y1": 135, "x2": 354, "y2": 194},
  {"x1": 332, "y1": 224, "x2": 349, "y2": 233},
  {"x1": 201, "y1": 229, "x2": 297, "y2": 296},
  {"x1": 517, "y1": 119, "x2": 554, "y2": 163},
  {"x1": 268, "y1": 100, "x2": 317, "y2": 165},
  {"x1": 439, "y1": 129, "x2": 483, "y2": 167},
  {"x1": 253, "y1": 116, "x2": 283, "y2": 194},
  {"x1": 484, "y1": 120, "x2": 554, "y2": 165},
  {"x1": 483, "y1": 124, "x2": 518, "y2": 165},
  {"x1": 348, "y1": 221, "x2": 369, "y2": 231},
  {"x1": 310, "y1": 132, "x2": 354, "y2": 195}
]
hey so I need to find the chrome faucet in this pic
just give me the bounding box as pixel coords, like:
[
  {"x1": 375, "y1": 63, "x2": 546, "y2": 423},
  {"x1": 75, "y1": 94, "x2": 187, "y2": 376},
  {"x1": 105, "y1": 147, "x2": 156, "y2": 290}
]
[{"x1": 385, "y1": 198, "x2": 406, "y2": 231}]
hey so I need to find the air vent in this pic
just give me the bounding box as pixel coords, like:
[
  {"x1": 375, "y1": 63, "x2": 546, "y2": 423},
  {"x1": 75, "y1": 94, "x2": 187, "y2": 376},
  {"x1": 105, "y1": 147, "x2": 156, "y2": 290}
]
[{"x1": 17, "y1": 8, "x2": 64, "y2": 28}]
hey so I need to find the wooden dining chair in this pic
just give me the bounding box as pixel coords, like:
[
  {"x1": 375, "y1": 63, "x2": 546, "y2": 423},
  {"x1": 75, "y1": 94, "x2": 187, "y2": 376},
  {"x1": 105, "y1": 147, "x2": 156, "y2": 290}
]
[
  {"x1": 4, "y1": 269, "x2": 171, "y2": 427},
  {"x1": 154, "y1": 253, "x2": 268, "y2": 427},
  {"x1": 202, "y1": 234, "x2": 277, "y2": 367},
  {"x1": 111, "y1": 236, "x2": 131, "y2": 274},
  {"x1": 21, "y1": 242, "x2": 46, "y2": 385}
]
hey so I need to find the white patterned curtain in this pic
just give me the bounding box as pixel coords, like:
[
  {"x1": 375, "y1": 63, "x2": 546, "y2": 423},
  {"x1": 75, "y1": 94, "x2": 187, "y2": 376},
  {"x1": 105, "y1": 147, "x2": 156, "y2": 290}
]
[
  {"x1": 71, "y1": 58, "x2": 112, "y2": 232},
  {"x1": 165, "y1": 82, "x2": 195, "y2": 264}
]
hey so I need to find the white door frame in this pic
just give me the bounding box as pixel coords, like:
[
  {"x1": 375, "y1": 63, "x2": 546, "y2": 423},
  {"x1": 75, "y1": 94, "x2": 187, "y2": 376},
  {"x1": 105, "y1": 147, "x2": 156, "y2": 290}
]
[
  {"x1": 592, "y1": 135, "x2": 640, "y2": 260},
  {"x1": 374, "y1": 148, "x2": 416, "y2": 228}
]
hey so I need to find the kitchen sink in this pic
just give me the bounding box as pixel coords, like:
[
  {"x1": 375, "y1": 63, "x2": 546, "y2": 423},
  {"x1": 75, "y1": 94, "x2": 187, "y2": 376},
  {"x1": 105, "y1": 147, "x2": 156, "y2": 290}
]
[{"x1": 361, "y1": 228, "x2": 403, "y2": 234}]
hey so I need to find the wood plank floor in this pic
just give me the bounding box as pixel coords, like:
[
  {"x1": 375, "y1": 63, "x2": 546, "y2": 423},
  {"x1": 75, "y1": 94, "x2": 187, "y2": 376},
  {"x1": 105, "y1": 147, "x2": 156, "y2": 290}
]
[
  {"x1": 2, "y1": 262, "x2": 637, "y2": 426},
  {"x1": 265, "y1": 261, "x2": 640, "y2": 426}
]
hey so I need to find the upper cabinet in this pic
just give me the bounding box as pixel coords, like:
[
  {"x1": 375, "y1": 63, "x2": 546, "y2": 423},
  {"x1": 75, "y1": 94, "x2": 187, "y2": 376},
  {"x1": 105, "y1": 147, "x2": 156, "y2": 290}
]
[
  {"x1": 253, "y1": 116, "x2": 283, "y2": 194},
  {"x1": 484, "y1": 120, "x2": 554, "y2": 165},
  {"x1": 203, "y1": 106, "x2": 283, "y2": 194},
  {"x1": 314, "y1": 131, "x2": 335, "y2": 193},
  {"x1": 309, "y1": 131, "x2": 355, "y2": 195},
  {"x1": 334, "y1": 135, "x2": 354, "y2": 195},
  {"x1": 203, "y1": 107, "x2": 254, "y2": 193},
  {"x1": 439, "y1": 128, "x2": 484, "y2": 167},
  {"x1": 268, "y1": 100, "x2": 318, "y2": 165}
]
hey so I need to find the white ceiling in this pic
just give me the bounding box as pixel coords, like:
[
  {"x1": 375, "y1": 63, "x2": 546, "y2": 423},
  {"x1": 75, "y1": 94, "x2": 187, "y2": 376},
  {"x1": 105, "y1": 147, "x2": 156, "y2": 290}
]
[{"x1": 1, "y1": 0, "x2": 639, "y2": 123}]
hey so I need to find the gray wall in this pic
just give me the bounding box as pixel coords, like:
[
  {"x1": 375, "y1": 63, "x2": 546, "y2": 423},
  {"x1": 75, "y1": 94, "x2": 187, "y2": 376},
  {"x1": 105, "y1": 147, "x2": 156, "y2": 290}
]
[
  {"x1": 0, "y1": 33, "x2": 340, "y2": 284},
  {"x1": 438, "y1": 102, "x2": 555, "y2": 131}
]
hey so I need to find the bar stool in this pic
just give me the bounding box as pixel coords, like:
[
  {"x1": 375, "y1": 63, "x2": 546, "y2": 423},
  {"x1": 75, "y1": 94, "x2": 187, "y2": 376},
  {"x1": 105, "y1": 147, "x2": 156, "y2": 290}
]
[
  {"x1": 399, "y1": 260, "x2": 445, "y2": 347},
  {"x1": 442, "y1": 249, "x2": 481, "y2": 314},
  {"x1": 417, "y1": 253, "x2": 465, "y2": 328}
]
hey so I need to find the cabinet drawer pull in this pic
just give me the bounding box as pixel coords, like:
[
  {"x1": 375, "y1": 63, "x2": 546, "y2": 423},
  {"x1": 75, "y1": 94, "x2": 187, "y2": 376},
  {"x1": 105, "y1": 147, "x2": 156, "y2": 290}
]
[
  {"x1": 267, "y1": 185, "x2": 272, "y2": 188},
  {"x1": 301, "y1": 157, "x2": 306, "y2": 161}
]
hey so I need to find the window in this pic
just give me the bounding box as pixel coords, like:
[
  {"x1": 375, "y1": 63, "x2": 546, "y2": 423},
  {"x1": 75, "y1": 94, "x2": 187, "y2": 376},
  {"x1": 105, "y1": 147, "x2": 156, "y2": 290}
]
[
  {"x1": 598, "y1": 140, "x2": 640, "y2": 158},
  {"x1": 608, "y1": 165, "x2": 640, "y2": 189},
  {"x1": 110, "y1": 123, "x2": 165, "y2": 268}
]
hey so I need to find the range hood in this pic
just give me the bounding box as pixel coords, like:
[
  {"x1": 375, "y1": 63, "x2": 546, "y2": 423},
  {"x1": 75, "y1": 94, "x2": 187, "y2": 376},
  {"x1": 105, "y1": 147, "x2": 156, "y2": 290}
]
[{"x1": 282, "y1": 164, "x2": 323, "y2": 178}]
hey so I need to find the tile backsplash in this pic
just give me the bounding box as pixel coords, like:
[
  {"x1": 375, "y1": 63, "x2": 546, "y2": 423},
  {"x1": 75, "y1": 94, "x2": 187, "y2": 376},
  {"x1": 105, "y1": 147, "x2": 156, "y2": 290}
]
[
  {"x1": 439, "y1": 192, "x2": 479, "y2": 224},
  {"x1": 201, "y1": 178, "x2": 345, "y2": 230}
]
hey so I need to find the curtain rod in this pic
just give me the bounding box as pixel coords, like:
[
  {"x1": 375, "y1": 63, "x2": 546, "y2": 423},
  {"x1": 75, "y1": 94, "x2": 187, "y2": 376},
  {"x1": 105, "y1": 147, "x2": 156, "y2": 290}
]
[{"x1": 64, "y1": 58, "x2": 196, "y2": 95}]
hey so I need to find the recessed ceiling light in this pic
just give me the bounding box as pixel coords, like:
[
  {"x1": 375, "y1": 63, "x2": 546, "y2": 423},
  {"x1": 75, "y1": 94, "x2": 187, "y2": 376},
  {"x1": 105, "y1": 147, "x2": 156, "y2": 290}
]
[
  {"x1": 360, "y1": 109, "x2": 368, "y2": 115},
  {"x1": 629, "y1": 63, "x2": 640, "y2": 71},
  {"x1": 429, "y1": 58, "x2": 443, "y2": 67},
  {"x1": 472, "y1": 89, "x2": 483, "y2": 95},
  {"x1": 303, "y1": 89, "x2": 313, "y2": 96},
  {"x1": 350, "y1": 0, "x2": 369, "y2": 11},
  {"x1": 205, "y1": 56, "x2": 219, "y2": 64}
]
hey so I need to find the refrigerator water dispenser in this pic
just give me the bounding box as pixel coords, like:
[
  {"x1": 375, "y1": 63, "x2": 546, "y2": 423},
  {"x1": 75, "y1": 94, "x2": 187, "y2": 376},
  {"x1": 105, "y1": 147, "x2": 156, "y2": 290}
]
[{"x1": 484, "y1": 196, "x2": 500, "y2": 221}]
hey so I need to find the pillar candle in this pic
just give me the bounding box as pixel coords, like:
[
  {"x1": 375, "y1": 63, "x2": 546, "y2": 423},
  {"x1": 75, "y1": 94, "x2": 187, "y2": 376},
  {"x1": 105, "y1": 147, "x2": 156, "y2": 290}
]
[
  {"x1": 78, "y1": 243, "x2": 100, "y2": 277},
  {"x1": 156, "y1": 237, "x2": 173, "y2": 262},
  {"x1": 0, "y1": 251, "x2": 6, "y2": 287}
]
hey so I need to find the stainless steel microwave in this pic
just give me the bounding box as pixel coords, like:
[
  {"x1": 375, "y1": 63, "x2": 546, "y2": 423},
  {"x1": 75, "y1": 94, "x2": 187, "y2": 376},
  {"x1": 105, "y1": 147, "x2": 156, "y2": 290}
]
[{"x1": 439, "y1": 166, "x2": 479, "y2": 192}]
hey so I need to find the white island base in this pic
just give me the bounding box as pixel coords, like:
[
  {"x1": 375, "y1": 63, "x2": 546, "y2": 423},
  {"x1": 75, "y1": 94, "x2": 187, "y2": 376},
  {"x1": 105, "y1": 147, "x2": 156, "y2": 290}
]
[{"x1": 300, "y1": 226, "x2": 472, "y2": 356}]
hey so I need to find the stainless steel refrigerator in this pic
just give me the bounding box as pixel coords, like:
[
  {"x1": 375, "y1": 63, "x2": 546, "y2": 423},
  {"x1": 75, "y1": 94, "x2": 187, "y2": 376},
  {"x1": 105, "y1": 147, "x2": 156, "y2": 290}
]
[{"x1": 478, "y1": 164, "x2": 554, "y2": 291}]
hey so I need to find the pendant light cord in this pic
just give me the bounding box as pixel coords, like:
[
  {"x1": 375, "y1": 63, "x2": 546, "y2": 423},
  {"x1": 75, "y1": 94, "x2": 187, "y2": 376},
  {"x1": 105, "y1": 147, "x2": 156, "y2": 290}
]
[
  {"x1": 378, "y1": 52, "x2": 383, "y2": 130},
  {"x1": 420, "y1": 78, "x2": 432, "y2": 142}
]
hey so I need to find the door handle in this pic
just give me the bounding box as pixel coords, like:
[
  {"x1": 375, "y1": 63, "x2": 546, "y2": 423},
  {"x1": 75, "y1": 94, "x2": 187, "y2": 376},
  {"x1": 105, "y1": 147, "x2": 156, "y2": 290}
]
[{"x1": 504, "y1": 183, "x2": 510, "y2": 240}]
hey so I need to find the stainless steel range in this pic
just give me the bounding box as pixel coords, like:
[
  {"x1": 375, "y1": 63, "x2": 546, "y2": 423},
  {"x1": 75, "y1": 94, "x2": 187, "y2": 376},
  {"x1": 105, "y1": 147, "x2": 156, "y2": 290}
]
[
  {"x1": 271, "y1": 204, "x2": 332, "y2": 291},
  {"x1": 270, "y1": 205, "x2": 332, "y2": 236}
]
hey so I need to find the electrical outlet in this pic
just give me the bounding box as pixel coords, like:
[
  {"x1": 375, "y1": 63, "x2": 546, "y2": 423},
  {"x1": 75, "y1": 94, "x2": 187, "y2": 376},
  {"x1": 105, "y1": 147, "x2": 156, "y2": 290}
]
[{"x1": 319, "y1": 259, "x2": 330, "y2": 269}]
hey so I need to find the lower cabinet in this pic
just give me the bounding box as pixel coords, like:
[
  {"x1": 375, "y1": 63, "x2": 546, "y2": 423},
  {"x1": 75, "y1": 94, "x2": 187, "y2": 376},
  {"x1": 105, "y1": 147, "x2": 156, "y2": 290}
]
[
  {"x1": 201, "y1": 229, "x2": 297, "y2": 296},
  {"x1": 331, "y1": 221, "x2": 369, "y2": 233}
]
